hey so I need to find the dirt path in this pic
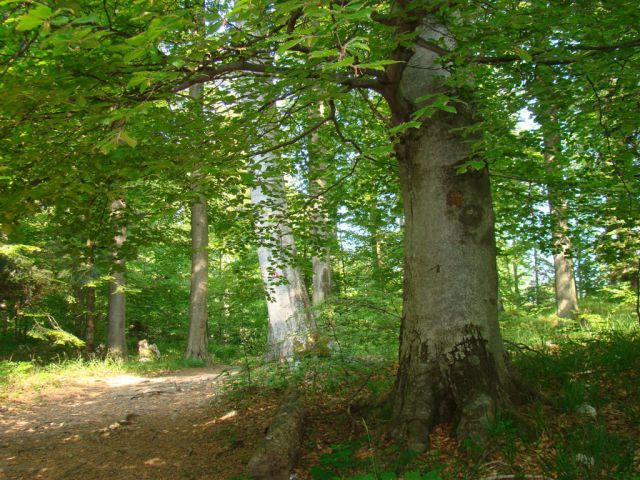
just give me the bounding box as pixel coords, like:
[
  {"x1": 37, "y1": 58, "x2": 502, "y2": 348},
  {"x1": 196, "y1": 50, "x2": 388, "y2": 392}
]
[{"x1": 0, "y1": 366, "x2": 273, "y2": 480}]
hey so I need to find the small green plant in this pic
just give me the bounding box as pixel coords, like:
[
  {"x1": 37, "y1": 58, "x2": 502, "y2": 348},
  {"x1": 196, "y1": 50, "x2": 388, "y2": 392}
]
[
  {"x1": 557, "y1": 380, "x2": 589, "y2": 411},
  {"x1": 548, "y1": 423, "x2": 636, "y2": 480},
  {"x1": 310, "y1": 442, "x2": 364, "y2": 479}
]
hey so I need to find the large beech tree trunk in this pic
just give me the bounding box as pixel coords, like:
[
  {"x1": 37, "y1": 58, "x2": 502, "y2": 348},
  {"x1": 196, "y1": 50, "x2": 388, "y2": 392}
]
[
  {"x1": 392, "y1": 111, "x2": 514, "y2": 451},
  {"x1": 107, "y1": 198, "x2": 127, "y2": 358},
  {"x1": 383, "y1": 20, "x2": 518, "y2": 452},
  {"x1": 250, "y1": 153, "x2": 316, "y2": 360},
  {"x1": 185, "y1": 82, "x2": 210, "y2": 360}
]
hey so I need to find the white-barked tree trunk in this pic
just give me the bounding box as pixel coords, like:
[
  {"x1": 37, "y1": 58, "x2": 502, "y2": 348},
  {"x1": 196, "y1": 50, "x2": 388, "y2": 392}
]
[{"x1": 250, "y1": 152, "x2": 316, "y2": 360}]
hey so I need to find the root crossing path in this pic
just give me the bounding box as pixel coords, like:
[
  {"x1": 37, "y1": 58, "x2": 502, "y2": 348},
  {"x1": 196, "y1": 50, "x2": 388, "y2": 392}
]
[{"x1": 0, "y1": 366, "x2": 268, "y2": 480}]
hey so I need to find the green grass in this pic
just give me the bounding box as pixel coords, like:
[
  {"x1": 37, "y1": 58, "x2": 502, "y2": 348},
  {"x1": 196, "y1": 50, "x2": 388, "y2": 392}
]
[
  {"x1": 498, "y1": 299, "x2": 640, "y2": 480},
  {"x1": 0, "y1": 354, "x2": 212, "y2": 400}
]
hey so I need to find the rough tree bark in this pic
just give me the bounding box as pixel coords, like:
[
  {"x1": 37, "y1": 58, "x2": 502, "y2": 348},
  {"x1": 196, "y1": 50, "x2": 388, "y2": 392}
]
[
  {"x1": 107, "y1": 198, "x2": 127, "y2": 358},
  {"x1": 381, "y1": 18, "x2": 519, "y2": 452},
  {"x1": 250, "y1": 151, "x2": 316, "y2": 360},
  {"x1": 185, "y1": 82, "x2": 210, "y2": 361}
]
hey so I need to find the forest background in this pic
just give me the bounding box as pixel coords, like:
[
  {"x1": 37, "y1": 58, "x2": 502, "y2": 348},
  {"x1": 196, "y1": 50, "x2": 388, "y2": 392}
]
[{"x1": 0, "y1": 0, "x2": 639, "y2": 479}]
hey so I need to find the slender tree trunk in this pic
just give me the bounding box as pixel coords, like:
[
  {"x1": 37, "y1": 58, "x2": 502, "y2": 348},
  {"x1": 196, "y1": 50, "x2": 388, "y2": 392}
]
[
  {"x1": 635, "y1": 262, "x2": 640, "y2": 324},
  {"x1": 548, "y1": 201, "x2": 579, "y2": 318},
  {"x1": 309, "y1": 108, "x2": 332, "y2": 306},
  {"x1": 311, "y1": 214, "x2": 332, "y2": 306},
  {"x1": 250, "y1": 153, "x2": 316, "y2": 360},
  {"x1": 533, "y1": 247, "x2": 541, "y2": 306},
  {"x1": 107, "y1": 198, "x2": 127, "y2": 358},
  {"x1": 368, "y1": 199, "x2": 384, "y2": 283},
  {"x1": 84, "y1": 285, "x2": 96, "y2": 353},
  {"x1": 186, "y1": 198, "x2": 210, "y2": 360},
  {"x1": 512, "y1": 258, "x2": 521, "y2": 300},
  {"x1": 383, "y1": 19, "x2": 518, "y2": 452},
  {"x1": 184, "y1": 28, "x2": 210, "y2": 360},
  {"x1": 542, "y1": 110, "x2": 579, "y2": 319},
  {"x1": 83, "y1": 239, "x2": 97, "y2": 353}
]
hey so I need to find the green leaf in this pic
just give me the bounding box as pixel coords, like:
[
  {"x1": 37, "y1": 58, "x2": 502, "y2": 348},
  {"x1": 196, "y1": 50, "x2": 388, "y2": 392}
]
[
  {"x1": 240, "y1": 172, "x2": 254, "y2": 183},
  {"x1": 455, "y1": 159, "x2": 485, "y2": 173},
  {"x1": 346, "y1": 40, "x2": 370, "y2": 52},
  {"x1": 421, "y1": 471, "x2": 443, "y2": 480},
  {"x1": 405, "y1": 472, "x2": 423, "y2": 480},
  {"x1": 115, "y1": 130, "x2": 138, "y2": 148},
  {"x1": 16, "y1": 5, "x2": 52, "y2": 31},
  {"x1": 333, "y1": 56, "x2": 355, "y2": 68},
  {"x1": 277, "y1": 38, "x2": 303, "y2": 54},
  {"x1": 356, "y1": 59, "x2": 402, "y2": 71},
  {"x1": 72, "y1": 16, "x2": 99, "y2": 25},
  {"x1": 309, "y1": 49, "x2": 339, "y2": 59},
  {"x1": 389, "y1": 120, "x2": 421, "y2": 135}
]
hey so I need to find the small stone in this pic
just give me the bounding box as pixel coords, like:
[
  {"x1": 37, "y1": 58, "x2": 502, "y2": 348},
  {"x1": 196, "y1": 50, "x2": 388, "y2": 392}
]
[
  {"x1": 575, "y1": 453, "x2": 595, "y2": 467},
  {"x1": 576, "y1": 403, "x2": 597, "y2": 419}
]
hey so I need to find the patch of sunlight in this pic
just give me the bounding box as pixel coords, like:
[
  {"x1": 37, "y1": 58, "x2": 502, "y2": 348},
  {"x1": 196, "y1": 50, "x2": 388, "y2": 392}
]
[
  {"x1": 62, "y1": 433, "x2": 81, "y2": 443},
  {"x1": 144, "y1": 457, "x2": 166, "y2": 466},
  {"x1": 199, "y1": 409, "x2": 238, "y2": 427},
  {"x1": 103, "y1": 375, "x2": 147, "y2": 387}
]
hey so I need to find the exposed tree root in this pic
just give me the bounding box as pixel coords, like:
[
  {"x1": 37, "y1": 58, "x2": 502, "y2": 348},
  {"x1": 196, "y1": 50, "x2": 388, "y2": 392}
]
[
  {"x1": 391, "y1": 327, "x2": 539, "y2": 453},
  {"x1": 246, "y1": 384, "x2": 305, "y2": 480}
]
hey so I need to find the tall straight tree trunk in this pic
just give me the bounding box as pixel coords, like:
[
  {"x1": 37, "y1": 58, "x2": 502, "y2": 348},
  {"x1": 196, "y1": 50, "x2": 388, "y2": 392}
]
[
  {"x1": 186, "y1": 198, "x2": 209, "y2": 359},
  {"x1": 309, "y1": 105, "x2": 332, "y2": 306},
  {"x1": 83, "y1": 238, "x2": 97, "y2": 353},
  {"x1": 185, "y1": 82, "x2": 210, "y2": 360},
  {"x1": 382, "y1": 19, "x2": 518, "y2": 452},
  {"x1": 533, "y1": 246, "x2": 541, "y2": 306},
  {"x1": 512, "y1": 258, "x2": 521, "y2": 300},
  {"x1": 250, "y1": 151, "x2": 316, "y2": 360},
  {"x1": 310, "y1": 181, "x2": 332, "y2": 306},
  {"x1": 368, "y1": 198, "x2": 384, "y2": 283},
  {"x1": 542, "y1": 108, "x2": 579, "y2": 319},
  {"x1": 107, "y1": 198, "x2": 127, "y2": 358},
  {"x1": 84, "y1": 285, "x2": 96, "y2": 353}
]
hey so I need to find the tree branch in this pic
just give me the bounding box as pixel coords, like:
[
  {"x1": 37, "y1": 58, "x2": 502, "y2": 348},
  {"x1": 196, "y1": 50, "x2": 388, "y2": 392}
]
[
  {"x1": 172, "y1": 61, "x2": 270, "y2": 92},
  {"x1": 250, "y1": 110, "x2": 331, "y2": 158}
]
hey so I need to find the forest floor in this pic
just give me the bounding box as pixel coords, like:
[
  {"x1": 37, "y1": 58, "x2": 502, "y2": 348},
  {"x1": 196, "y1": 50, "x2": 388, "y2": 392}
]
[
  {"x1": 2, "y1": 316, "x2": 640, "y2": 480},
  {"x1": 0, "y1": 365, "x2": 282, "y2": 480}
]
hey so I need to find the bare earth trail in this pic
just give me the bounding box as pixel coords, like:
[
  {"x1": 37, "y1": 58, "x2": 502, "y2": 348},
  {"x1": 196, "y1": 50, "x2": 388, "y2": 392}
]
[{"x1": 0, "y1": 366, "x2": 273, "y2": 480}]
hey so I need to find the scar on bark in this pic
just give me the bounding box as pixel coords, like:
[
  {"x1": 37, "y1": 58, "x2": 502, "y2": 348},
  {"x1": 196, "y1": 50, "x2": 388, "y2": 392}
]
[{"x1": 447, "y1": 190, "x2": 464, "y2": 208}]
